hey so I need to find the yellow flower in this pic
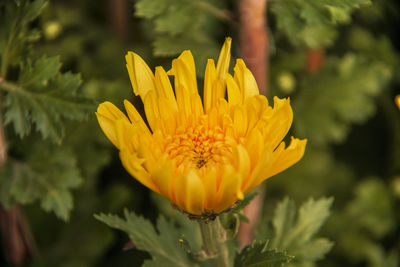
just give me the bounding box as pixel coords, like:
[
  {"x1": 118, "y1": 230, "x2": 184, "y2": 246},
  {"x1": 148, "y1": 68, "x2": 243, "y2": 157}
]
[
  {"x1": 396, "y1": 95, "x2": 400, "y2": 110},
  {"x1": 96, "y1": 38, "x2": 307, "y2": 216}
]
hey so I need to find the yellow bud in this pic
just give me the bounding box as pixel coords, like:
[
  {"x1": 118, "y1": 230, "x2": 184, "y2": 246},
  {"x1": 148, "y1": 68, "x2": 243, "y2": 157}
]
[
  {"x1": 277, "y1": 71, "x2": 296, "y2": 94},
  {"x1": 44, "y1": 21, "x2": 62, "y2": 40}
]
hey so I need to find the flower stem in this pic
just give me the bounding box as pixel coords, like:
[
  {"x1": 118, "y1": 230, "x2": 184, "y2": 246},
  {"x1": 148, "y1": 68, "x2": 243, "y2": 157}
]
[{"x1": 198, "y1": 217, "x2": 229, "y2": 267}]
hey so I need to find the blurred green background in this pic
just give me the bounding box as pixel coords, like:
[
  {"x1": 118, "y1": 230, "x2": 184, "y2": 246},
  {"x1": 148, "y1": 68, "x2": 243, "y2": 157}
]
[{"x1": 0, "y1": 0, "x2": 399, "y2": 266}]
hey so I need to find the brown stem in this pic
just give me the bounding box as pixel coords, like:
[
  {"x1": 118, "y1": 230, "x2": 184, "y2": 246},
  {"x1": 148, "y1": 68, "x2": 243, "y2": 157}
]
[
  {"x1": 108, "y1": 0, "x2": 129, "y2": 42},
  {"x1": 0, "y1": 79, "x2": 37, "y2": 265},
  {"x1": 239, "y1": 0, "x2": 268, "y2": 96},
  {"x1": 238, "y1": 0, "x2": 268, "y2": 248},
  {"x1": 306, "y1": 49, "x2": 325, "y2": 74},
  {"x1": 0, "y1": 78, "x2": 6, "y2": 169},
  {"x1": 0, "y1": 205, "x2": 38, "y2": 266}
]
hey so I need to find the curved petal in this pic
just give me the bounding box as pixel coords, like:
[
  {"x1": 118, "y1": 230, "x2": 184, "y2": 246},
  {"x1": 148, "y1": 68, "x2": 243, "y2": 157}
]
[
  {"x1": 125, "y1": 52, "x2": 155, "y2": 99},
  {"x1": 227, "y1": 74, "x2": 241, "y2": 106},
  {"x1": 261, "y1": 97, "x2": 293, "y2": 150},
  {"x1": 202, "y1": 167, "x2": 218, "y2": 211},
  {"x1": 233, "y1": 59, "x2": 259, "y2": 101},
  {"x1": 119, "y1": 150, "x2": 159, "y2": 193},
  {"x1": 151, "y1": 159, "x2": 174, "y2": 201},
  {"x1": 155, "y1": 66, "x2": 178, "y2": 110},
  {"x1": 216, "y1": 37, "x2": 232, "y2": 81},
  {"x1": 203, "y1": 59, "x2": 217, "y2": 113},
  {"x1": 265, "y1": 137, "x2": 307, "y2": 179},
  {"x1": 174, "y1": 170, "x2": 205, "y2": 215},
  {"x1": 215, "y1": 167, "x2": 243, "y2": 213},
  {"x1": 123, "y1": 100, "x2": 150, "y2": 135},
  {"x1": 168, "y1": 51, "x2": 197, "y2": 95},
  {"x1": 96, "y1": 102, "x2": 129, "y2": 148}
]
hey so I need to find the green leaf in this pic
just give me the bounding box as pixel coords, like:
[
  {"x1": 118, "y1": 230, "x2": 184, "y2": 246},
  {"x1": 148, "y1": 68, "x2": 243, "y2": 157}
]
[
  {"x1": 0, "y1": 0, "x2": 48, "y2": 68},
  {"x1": 135, "y1": 0, "x2": 169, "y2": 19},
  {"x1": 294, "y1": 53, "x2": 392, "y2": 145},
  {"x1": 270, "y1": 197, "x2": 297, "y2": 249},
  {"x1": 19, "y1": 56, "x2": 61, "y2": 87},
  {"x1": 135, "y1": 0, "x2": 223, "y2": 76},
  {"x1": 234, "y1": 241, "x2": 293, "y2": 267},
  {"x1": 346, "y1": 178, "x2": 396, "y2": 238},
  {"x1": 0, "y1": 142, "x2": 82, "y2": 221},
  {"x1": 258, "y1": 197, "x2": 334, "y2": 265},
  {"x1": 95, "y1": 210, "x2": 193, "y2": 267},
  {"x1": 271, "y1": 0, "x2": 371, "y2": 48},
  {"x1": 2, "y1": 56, "x2": 95, "y2": 143}
]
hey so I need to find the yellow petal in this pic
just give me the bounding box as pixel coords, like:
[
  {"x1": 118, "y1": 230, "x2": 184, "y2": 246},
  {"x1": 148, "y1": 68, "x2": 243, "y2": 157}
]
[
  {"x1": 262, "y1": 97, "x2": 293, "y2": 150},
  {"x1": 233, "y1": 106, "x2": 248, "y2": 137},
  {"x1": 143, "y1": 90, "x2": 160, "y2": 132},
  {"x1": 176, "y1": 170, "x2": 205, "y2": 215},
  {"x1": 233, "y1": 145, "x2": 251, "y2": 178},
  {"x1": 119, "y1": 150, "x2": 159, "y2": 193},
  {"x1": 265, "y1": 137, "x2": 307, "y2": 178},
  {"x1": 154, "y1": 66, "x2": 178, "y2": 110},
  {"x1": 245, "y1": 128, "x2": 264, "y2": 168},
  {"x1": 215, "y1": 167, "x2": 243, "y2": 213},
  {"x1": 157, "y1": 97, "x2": 177, "y2": 134},
  {"x1": 168, "y1": 51, "x2": 197, "y2": 95},
  {"x1": 395, "y1": 95, "x2": 400, "y2": 109},
  {"x1": 115, "y1": 119, "x2": 136, "y2": 152},
  {"x1": 191, "y1": 93, "x2": 204, "y2": 119},
  {"x1": 151, "y1": 159, "x2": 174, "y2": 201},
  {"x1": 96, "y1": 102, "x2": 129, "y2": 148},
  {"x1": 175, "y1": 84, "x2": 192, "y2": 120},
  {"x1": 242, "y1": 147, "x2": 273, "y2": 193},
  {"x1": 226, "y1": 74, "x2": 241, "y2": 106},
  {"x1": 234, "y1": 59, "x2": 259, "y2": 101},
  {"x1": 212, "y1": 79, "x2": 225, "y2": 108},
  {"x1": 125, "y1": 52, "x2": 155, "y2": 99},
  {"x1": 123, "y1": 100, "x2": 150, "y2": 135},
  {"x1": 216, "y1": 37, "x2": 232, "y2": 81},
  {"x1": 203, "y1": 59, "x2": 217, "y2": 113},
  {"x1": 202, "y1": 167, "x2": 218, "y2": 211}
]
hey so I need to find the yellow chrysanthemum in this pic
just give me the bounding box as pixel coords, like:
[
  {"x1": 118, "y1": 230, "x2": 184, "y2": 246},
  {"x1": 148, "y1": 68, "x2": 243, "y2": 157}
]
[
  {"x1": 96, "y1": 38, "x2": 307, "y2": 216},
  {"x1": 396, "y1": 95, "x2": 400, "y2": 110}
]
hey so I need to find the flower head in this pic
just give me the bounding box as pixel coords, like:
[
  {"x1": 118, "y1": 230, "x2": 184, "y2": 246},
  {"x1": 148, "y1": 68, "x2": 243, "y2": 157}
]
[{"x1": 96, "y1": 38, "x2": 307, "y2": 216}]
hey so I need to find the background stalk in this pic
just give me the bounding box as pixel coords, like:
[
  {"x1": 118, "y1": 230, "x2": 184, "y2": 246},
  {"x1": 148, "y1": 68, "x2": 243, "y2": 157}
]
[{"x1": 238, "y1": 0, "x2": 268, "y2": 248}]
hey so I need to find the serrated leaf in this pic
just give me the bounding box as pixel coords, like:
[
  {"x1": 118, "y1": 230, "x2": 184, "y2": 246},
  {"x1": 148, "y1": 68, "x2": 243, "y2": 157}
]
[
  {"x1": 95, "y1": 210, "x2": 193, "y2": 267},
  {"x1": 0, "y1": 0, "x2": 48, "y2": 66},
  {"x1": 234, "y1": 241, "x2": 293, "y2": 267},
  {"x1": 294, "y1": 53, "x2": 392, "y2": 145},
  {"x1": 258, "y1": 197, "x2": 334, "y2": 266},
  {"x1": 135, "y1": 0, "x2": 223, "y2": 76},
  {"x1": 271, "y1": 197, "x2": 296, "y2": 249},
  {"x1": 290, "y1": 238, "x2": 333, "y2": 261},
  {"x1": 346, "y1": 178, "x2": 395, "y2": 238},
  {"x1": 3, "y1": 56, "x2": 95, "y2": 143},
  {"x1": 0, "y1": 142, "x2": 82, "y2": 221},
  {"x1": 287, "y1": 197, "x2": 333, "y2": 247},
  {"x1": 19, "y1": 56, "x2": 61, "y2": 87},
  {"x1": 135, "y1": 0, "x2": 169, "y2": 18},
  {"x1": 271, "y1": 0, "x2": 371, "y2": 48}
]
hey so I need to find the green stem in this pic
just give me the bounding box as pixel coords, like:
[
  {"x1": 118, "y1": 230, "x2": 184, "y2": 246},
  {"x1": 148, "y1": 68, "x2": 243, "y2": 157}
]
[{"x1": 198, "y1": 217, "x2": 229, "y2": 267}]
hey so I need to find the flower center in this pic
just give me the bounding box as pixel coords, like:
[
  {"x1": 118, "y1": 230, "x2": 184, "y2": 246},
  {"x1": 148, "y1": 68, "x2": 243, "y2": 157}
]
[{"x1": 163, "y1": 124, "x2": 234, "y2": 171}]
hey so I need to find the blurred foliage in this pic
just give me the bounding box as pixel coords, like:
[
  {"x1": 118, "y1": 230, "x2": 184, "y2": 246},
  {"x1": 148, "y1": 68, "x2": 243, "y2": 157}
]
[
  {"x1": 0, "y1": 0, "x2": 399, "y2": 266},
  {"x1": 257, "y1": 197, "x2": 334, "y2": 267},
  {"x1": 270, "y1": 0, "x2": 371, "y2": 48}
]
